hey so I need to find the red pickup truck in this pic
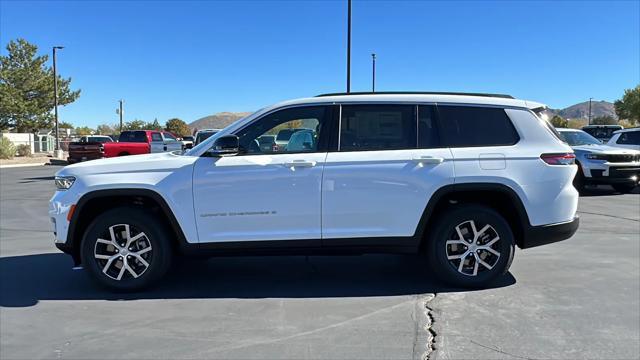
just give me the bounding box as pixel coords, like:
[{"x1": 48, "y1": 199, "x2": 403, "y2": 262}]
[{"x1": 103, "y1": 130, "x2": 183, "y2": 158}]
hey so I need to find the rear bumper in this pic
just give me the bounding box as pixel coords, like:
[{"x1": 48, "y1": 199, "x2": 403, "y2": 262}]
[{"x1": 521, "y1": 216, "x2": 579, "y2": 249}]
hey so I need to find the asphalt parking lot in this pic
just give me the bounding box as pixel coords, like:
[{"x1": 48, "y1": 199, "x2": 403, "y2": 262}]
[{"x1": 1, "y1": 165, "x2": 638, "y2": 359}]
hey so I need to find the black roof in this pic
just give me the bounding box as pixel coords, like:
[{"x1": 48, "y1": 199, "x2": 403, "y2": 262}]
[{"x1": 315, "y1": 91, "x2": 514, "y2": 99}]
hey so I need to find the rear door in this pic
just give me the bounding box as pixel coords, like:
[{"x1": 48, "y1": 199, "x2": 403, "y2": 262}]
[{"x1": 321, "y1": 104, "x2": 454, "y2": 241}]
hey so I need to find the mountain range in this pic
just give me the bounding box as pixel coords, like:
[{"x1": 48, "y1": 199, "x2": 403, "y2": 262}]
[{"x1": 189, "y1": 100, "x2": 617, "y2": 130}]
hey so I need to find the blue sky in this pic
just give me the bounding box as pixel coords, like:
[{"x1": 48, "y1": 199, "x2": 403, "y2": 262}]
[{"x1": 1, "y1": 0, "x2": 638, "y2": 128}]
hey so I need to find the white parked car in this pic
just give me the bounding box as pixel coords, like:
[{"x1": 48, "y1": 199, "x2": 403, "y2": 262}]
[
  {"x1": 607, "y1": 128, "x2": 640, "y2": 151},
  {"x1": 557, "y1": 128, "x2": 640, "y2": 193},
  {"x1": 50, "y1": 92, "x2": 580, "y2": 291}
]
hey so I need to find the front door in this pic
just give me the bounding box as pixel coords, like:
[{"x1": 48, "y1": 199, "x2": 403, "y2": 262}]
[
  {"x1": 193, "y1": 106, "x2": 332, "y2": 243},
  {"x1": 162, "y1": 132, "x2": 183, "y2": 152}
]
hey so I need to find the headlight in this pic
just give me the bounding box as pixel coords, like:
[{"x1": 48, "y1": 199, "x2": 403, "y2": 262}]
[
  {"x1": 55, "y1": 176, "x2": 76, "y2": 190},
  {"x1": 585, "y1": 153, "x2": 607, "y2": 160}
]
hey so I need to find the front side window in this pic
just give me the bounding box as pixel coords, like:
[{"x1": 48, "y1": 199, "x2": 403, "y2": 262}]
[
  {"x1": 163, "y1": 132, "x2": 178, "y2": 141},
  {"x1": 236, "y1": 106, "x2": 328, "y2": 154},
  {"x1": 340, "y1": 105, "x2": 416, "y2": 151},
  {"x1": 438, "y1": 106, "x2": 519, "y2": 147},
  {"x1": 617, "y1": 131, "x2": 640, "y2": 145}
]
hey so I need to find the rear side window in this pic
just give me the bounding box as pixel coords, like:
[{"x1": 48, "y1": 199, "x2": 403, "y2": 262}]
[
  {"x1": 617, "y1": 131, "x2": 640, "y2": 145},
  {"x1": 119, "y1": 131, "x2": 148, "y2": 143},
  {"x1": 340, "y1": 105, "x2": 416, "y2": 151},
  {"x1": 438, "y1": 106, "x2": 519, "y2": 147},
  {"x1": 418, "y1": 105, "x2": 440, "y2": 148}
]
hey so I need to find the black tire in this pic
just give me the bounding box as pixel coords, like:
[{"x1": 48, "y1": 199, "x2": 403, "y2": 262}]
[
  {"x1": 573, "y1": 164, "x2": 586, "y2": 194},
  {"x1": 426, "y1": 204, "x2": 515, "y2": 288},
  {"x1": 612, "y1": 183, "x2": 637, "y2": 194},
  {"x1": 80, "y1": 207, "x2": 173, "y2": 291}
]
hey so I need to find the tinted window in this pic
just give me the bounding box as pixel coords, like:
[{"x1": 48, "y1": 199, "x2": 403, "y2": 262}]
[
  {"x1": 617, "y1": 131, "x2": 640, "y2": 145},
  {"x1": 236, "y1": 106, "x2": 328, "y2": 154},
  {"x1": 340, "y1": 105, "x2": 416, "y2": 151},
  {"x1": 151, "y1": 133, "x2": 162, "y2": 142},
  {"x1": 195, "y1": 131, "x2": 217, "y2": 145},
  {"x1": 119, "y1": 131, "x2": 148, "y2": 143},
  {"x1": 87, "y1": 137, "x2": 112, "y2": 143},
  {"x1": 438, "y1": 106, "x2": 519, "y2": 147},
  {"x1": 418, "y1": 105, "x2": 439, "y2": 148}
]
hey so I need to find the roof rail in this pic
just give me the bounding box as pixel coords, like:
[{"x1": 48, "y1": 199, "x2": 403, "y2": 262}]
[{"x1": 315, "y1": 91, "x2": 515, "y2": 99}]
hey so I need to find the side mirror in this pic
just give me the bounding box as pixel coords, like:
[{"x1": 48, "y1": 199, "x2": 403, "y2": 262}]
[{"x1": 207, "y1": 135, "x2": 239, "y2": 157}]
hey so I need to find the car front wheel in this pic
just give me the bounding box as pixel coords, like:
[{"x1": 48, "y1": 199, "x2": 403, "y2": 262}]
[
  {"x1": 612, "y1": 183, "x2": 637, "y2": 194},
  {"x1": 427, "y1": 205, "x2": 515, "y2": 288},
  {"x1": 81, "y1": 207, "x2": 173, "y2": 291}
]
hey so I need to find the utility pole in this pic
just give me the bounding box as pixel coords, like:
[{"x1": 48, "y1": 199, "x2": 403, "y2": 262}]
[
  {"x1": 346, "y1": 0, "x2": 352, "y2": 93},
  {"x1": 371, "y1": 53, "x2": 376, "y2": 92},
  {"x1": 588, "y1": 97, "x2": 593, "y2": 125},
  {"x1": 118, "y1": 100, "x2": 124, "y2": 132},
  {"x1": 52, "y1": 46, "x2": 64, "y2": 157}
]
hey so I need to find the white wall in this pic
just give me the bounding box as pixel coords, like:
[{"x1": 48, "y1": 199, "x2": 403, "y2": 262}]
[{"x1": 1, "y1": 133, "x2": 35, "y2": 154}]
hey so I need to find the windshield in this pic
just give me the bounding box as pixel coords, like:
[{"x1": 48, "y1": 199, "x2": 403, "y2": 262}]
[
  {"x1": 583, "y1": 127, "x2": 622, "y2": 140},
  {"x1": 558, "y1": 131, "x2": 602, "y2": 146}
]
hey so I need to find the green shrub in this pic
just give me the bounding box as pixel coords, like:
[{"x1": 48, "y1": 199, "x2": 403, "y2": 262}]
[
  {"x1": 16, "y1": 144, "x2": 31, "y2": 157},
  {"x1": 0, "y1": 137, "x2": 16, "y2": 159}
]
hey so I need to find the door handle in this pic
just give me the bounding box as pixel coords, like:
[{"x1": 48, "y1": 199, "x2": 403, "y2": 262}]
[
  {"x1": 284, "y1": 160, "x2": 317, "y2": 167},
  {"x1": 413, "y1": 156, "x2": 444, "y2": 165}
]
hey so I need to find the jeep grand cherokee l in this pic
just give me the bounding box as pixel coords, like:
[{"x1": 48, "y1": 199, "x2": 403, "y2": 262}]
[{"x1": 50, "y1": 92, "x2": 580, "y2": 291}]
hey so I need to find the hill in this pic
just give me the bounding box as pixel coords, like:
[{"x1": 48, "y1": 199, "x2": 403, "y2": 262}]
[
  {"x1": 189, "y1": 112, "x2": 252, "y2": 131},
  {"x1": 548, "y1": 100, "x2": 617, "y2": 120}
]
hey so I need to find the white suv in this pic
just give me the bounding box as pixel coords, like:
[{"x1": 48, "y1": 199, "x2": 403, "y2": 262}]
[{"x1": 50, "y1": 92, "x2": 580, "y2": 291}]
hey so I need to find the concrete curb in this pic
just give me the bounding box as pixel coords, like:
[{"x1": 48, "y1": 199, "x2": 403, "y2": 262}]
[{"x1": 0, "y1": 162, "x2": 48, "y2": 169}]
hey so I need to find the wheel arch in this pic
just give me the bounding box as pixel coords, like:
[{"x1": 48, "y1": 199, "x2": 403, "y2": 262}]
[
  {"x1": 67, "y1": 189, "x2": 189, "y2": 265},
  {"x1": 414, "y1": 183, "x2": 532, "y2": 249}
]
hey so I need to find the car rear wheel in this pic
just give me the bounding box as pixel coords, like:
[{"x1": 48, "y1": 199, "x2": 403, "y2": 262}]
[
  {"x1": 81, "y1": 207, "x2": 172, "y2": 291},
  {"x1": 427, "y1": 205, "x2": 515, "y2": 288}
]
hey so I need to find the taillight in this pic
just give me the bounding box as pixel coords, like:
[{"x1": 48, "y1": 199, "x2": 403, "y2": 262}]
[{"x1": 541, "y1": 153, "x2": 576, "y2": 165}]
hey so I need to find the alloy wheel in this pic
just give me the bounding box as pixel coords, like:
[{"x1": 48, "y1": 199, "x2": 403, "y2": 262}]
[
  {"x1": 445, "y1": 220, "x2": 501, "y2": 276},
  {"x1": 94, "y1": 224, "x2": 153, "y2": 281}
]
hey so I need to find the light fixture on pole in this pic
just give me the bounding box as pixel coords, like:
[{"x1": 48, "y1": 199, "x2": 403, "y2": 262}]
[{"x1": 52, "y1": 46, "x2": 64, "y2": 157}]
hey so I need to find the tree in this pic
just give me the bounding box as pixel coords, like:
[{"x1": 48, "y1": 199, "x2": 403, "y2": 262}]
[
  {"x1": 146, "y1": 118, "x2": 163, "y2": 131},
  {"x1": 165, "y1": 118, "x2": 190, "y2": 137},
  {"x1": 58, "y1": 121, "x2": 74, "y2": 129},
  {"x1": 75, "y1": 126, "x2": 94, "y2": 135},
  {"x1": 0, "y1": 38, "x2": 81, "y2": 132},
  {"x1": 96, "y1": 124, "x2": 115, "y2": 135},
  {"x1": 591, "y1": 115, "x2": 617, "y2": 125},
  {"x1": 550, "y1": 115, "x2": 568, "y2": 128},
  {"x1": 124, "y1": 119, "x2": 146, "y2": 130},
  {"x1": 614, "y1": 85, "x2": 640, "y2": 125}
]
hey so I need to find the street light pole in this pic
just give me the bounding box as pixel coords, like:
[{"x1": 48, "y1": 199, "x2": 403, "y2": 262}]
[
  {"x1": 119, "y1": 100, "x2": 124, "y2": 132},
  {"x1": 588, "y1": 97, "x2": 593, "y2": 125},
  {"x1": 346, "y1": 0, "x2": 352, "y2": 93},
  {"x1": 52, "y1": 46, "x2": 64, "y2": 153},
  {"x1": 371, "y1": 53, "x2": 376, "y2": 92}
]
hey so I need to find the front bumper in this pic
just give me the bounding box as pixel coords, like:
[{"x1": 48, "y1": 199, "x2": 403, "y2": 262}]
[
  {"x1": 582, "y1": 161, "x2": 640, "y2": 185},
  {"x1": 521, "y1": 216, "x2": 580, "y2": 249}
]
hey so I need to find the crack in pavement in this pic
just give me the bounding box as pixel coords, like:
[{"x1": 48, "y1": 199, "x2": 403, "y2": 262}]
[
  {"x1": 577, "y1": 211, "x2": 639, "y2": 222},
  {"x1": 423, "y1": 294, "x2": 437, "y2": 360}
]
